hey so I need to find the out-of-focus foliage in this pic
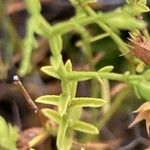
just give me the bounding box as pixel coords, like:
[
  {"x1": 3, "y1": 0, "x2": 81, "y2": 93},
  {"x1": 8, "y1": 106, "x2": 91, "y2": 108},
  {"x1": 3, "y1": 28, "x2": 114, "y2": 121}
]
[
  {"x1": 124, "y1": 0, "x2": 149, "y2": 16},
  {"x1": 0, "y1": 0, "x2": 150, "y2": 149},
  {"x1": 0, "y1": 116, "x2": 19, "y2": 150},
  {"x1": 23, "y1": 0, "x2": 150, "y2": 149}
]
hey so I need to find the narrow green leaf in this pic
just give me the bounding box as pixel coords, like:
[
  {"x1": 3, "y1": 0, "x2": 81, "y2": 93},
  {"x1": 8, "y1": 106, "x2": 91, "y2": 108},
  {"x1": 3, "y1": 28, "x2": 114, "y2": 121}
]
[
  {"x1": 74, "y1": 120, "x2": 99, "y2": 134},
  {"x1": 98, "y1": 66, "x2": 114, "y2": 73},
  {"x1": 41, "y1": 66, "x2": 60, "y2": 79},
  {"x1": 42, "y1": 109, "x2": 61, "y2": 124},
  {"x1": 70, "y1": 97, "x2": 106, "y2": 108},
  {"x1": 66, "y1": 71, "x2": 97, "y2": 81},
  {"x1": 35, "y1": 95, "x2": 59, "y2": 105}
]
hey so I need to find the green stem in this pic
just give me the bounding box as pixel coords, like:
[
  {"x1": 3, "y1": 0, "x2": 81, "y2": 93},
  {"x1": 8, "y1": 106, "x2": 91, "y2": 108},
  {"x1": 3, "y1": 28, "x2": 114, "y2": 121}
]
[
  {"x1": 97, "y1": 88, "x2": 129, "y2": 130},
  {"x1": 90, "y1": 33, "x2": 109, "y2": 42},
  {"x1": 79, "y1": 4, "x2": 129, "y2": 53},
  {"x1": 50, "y1": 14, "x2": 103, "y2": 36},
  {"x1": 66, "y1": 71, "x2": 143, "y2": 82},
  {"x1": 100, "y1": 79, "x2": 111, "y2": 113}
]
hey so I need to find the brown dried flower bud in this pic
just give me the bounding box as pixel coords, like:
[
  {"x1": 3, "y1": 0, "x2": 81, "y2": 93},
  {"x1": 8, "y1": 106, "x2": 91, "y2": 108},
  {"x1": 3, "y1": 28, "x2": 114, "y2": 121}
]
[
  {"x1": 129, "y1": 102, "x2": 150, "y2": 136},
  {"x1": 129, "y1": 34, "x2": 150, "y2": 65}
]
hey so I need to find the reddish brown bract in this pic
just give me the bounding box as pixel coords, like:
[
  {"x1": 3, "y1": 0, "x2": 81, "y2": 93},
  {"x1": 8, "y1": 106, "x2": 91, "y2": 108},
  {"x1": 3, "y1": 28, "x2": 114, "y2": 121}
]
[{"x1": 129, "y1": 34, "x2": 150, "y2": 65}]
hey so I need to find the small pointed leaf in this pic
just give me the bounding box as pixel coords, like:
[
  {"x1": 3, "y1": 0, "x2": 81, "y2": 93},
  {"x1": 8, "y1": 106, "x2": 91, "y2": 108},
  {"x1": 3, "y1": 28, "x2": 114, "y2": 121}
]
[
  {"x1": 66, "y1": 71, "x2": 97, "y2": 81},
  {"x1": 42, "y1": 109, "x2": 61, "y2": 124},
  {"x1": 41, "y1": 66, "x2": 60, "y2": 79},
  {"x1": 74, "y1": 120, "x2": 99, "y2": 134},
  {"x1": 35, "y1": 95, "x2": 59, "y2": 105},
  {"x1": 65, "y1": 60, "x2": 72, "y2": 72},
  {"x1": 70, "y1": 97, "x2": 106, "y2": 108},
  {"x1": 98, "y1": 66, "x2": 114, "y2": 73}
]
